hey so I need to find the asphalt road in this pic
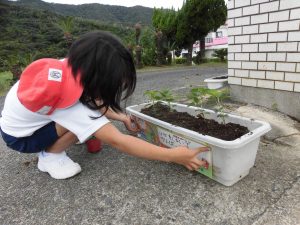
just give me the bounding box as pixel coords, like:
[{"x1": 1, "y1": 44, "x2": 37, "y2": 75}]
[
  {"x1": 0, "y1": 65, "x2": 299, "y2": 225},
  {"x1": 128, "y1": 65, "x2": 227, "y2": 106}
]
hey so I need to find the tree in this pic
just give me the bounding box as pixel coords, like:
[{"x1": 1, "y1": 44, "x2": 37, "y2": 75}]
[
  {"x1": 193, "y1": 0, "x2": 227, "y2": 58},
  {"x1": 134, "y1": 22, "x2": 143, "y2": 69},
  {"x1": 58, "y1": 16, "x2": 74, "y2": 48},
  {"x1": 176, "y1": 0, "x2": 227, "y2": 65},
  {"x1": 175, "y1": 2, "x2": 195, "y2": 65},
  {"x1": 134, "y1": 22, "x2": 142, "y2": 46},
  {"x1": 155, "y1": 30, "x2": 165, "y2": 65},
  {"x1": 140, "y1": 28, "x2": 157, "y2": 66},
  {"x1": 152, "y1": 7, "x2": 178, "y2": 65},
  {"x1": 153, "y1": 8, "x2": 177, "y2": 43}
]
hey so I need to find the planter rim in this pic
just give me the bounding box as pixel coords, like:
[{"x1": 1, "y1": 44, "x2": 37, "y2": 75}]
[
  {"x1": 126, "y1": 101, "x2": 271, "y2": 149},
  {"x1": 204, "y1": 76, "x2": 228, "y2": 83}
]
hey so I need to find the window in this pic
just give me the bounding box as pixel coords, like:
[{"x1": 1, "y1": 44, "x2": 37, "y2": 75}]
[
  {"x1": 205, "y1": 37, "x2": 213, "y2": 43},
  {"x1": 216, "y1": 31, "x2": 223, "y2": 38}
]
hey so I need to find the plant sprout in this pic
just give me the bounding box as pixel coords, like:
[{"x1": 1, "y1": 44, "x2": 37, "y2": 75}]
[
  {"x1": 144, "y1": 89, "x2": 175, "y2": 110},
  {"x1": 187, "y1": 87, "x2": 209, "y2": 108},
  {"x1": 187, "y1": 87, "x2": 210, "y2": 117},
  {"x1": 208, "y1": 89, "x2": 230, "y2": 124},
  {"x1": 144, "y1": 90, "x2": 161, "y2": 105},
  {"x1": 158, "y1": 89, "x2": 175, "y2": 109}
]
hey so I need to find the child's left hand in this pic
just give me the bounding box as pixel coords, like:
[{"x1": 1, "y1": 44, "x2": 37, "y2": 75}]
[{"x1": 123, "y1": 115, "x2": 140, "y2": 133}]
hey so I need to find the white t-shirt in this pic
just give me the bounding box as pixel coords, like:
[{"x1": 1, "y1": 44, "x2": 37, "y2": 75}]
[{"x1": 0, "y1": 82, "x2": 110, "y2": 143}]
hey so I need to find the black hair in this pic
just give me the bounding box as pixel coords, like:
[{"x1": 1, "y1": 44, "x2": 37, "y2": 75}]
[{"x1": 67, "y1": 31, "x2": 136, "y2": 114}]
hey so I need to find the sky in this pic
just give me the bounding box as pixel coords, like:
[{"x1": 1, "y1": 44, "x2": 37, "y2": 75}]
[{"x1": 41, "y1": 0, "x2": 185, "y2": 9}]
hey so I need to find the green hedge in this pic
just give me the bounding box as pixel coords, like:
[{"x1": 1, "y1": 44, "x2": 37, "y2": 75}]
[
  {"x1": 192, "y1": 57, "x2": 227, "y2": 64},
  {"x1": 175, "y1": 58, "x2": 187, "y2": 64}
]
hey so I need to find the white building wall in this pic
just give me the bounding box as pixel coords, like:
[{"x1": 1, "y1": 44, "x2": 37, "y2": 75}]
[
  {"x1": 181, "y1": 24, "x2": 228, "y2": 58},
  {"x1": 205, "y1": 44, "x2": 228, "y2": 58},
  {"x1": 228, "y1": 0, "x2": 300, "y2": 93}
]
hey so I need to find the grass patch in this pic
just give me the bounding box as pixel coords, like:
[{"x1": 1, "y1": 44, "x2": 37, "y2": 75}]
[
  {"x1": 137, "y1": 64, "x2": 189, "y2": 73},
  {"x1": 0, "y1": 71, "x2": 13, "y2": 96},
  {"x1": 137, "y1": 61, "x2": 227, "y2": 73},
  {"x1": 197, "y1": 61, "x2": 228, "y2": 67}
]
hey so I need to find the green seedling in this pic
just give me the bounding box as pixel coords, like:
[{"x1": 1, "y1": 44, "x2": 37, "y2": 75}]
[
  {"x1": 158, "y1": 89, "x2": 175, "y2": 109},
  {"x1": 187, "y1": 87, "x2": 210, "y2": 117},
  {"x1": 208, "y1": 89, "x2": 230, "y2": 124},
  {"x1": 144, "y1": 89, "x2": 175, "y2": 111},
  {"x1": 144, "y1": 90, "x2": 161, "y2": 105},
  {"x1": 187, "y1": 87, "x2": 209, "y2": 108}
]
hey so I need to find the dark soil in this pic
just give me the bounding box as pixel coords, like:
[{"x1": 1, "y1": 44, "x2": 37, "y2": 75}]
[
  {"x1": 212, "y1": 75, "x2": 228, "y2": 79},
  {"x1": 141, "y1": 102, "x2": 249, "y2": 141}
]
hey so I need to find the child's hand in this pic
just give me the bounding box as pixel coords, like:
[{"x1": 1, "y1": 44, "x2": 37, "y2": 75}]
[
  {"x1": 169, "y1": 146, "x2": 209, "y2": 171},
  {"x1": 123, "y1": 115, "x2": 140, "y2": 133}
]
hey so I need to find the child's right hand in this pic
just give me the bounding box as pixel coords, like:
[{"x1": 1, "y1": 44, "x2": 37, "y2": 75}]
[{"x1": 169, "y1": 146, "x2": 209, "y2": 171}]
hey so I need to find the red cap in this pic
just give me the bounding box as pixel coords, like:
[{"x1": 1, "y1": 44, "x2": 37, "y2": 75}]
[{"x1": 17, "y1": 58, "x2": 83, "y2": 115}]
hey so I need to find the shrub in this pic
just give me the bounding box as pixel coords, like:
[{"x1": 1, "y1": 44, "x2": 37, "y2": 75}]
[
  {"x1": 142, "y1": 47, "x2": 157, "y2": 66},
  {"x1": 209, "y1": 58, "x2": 222, "y2": 62},
  {"x1": 212, "y1": 48, "x2": 227, "y2": 61},
  {"x1": 192, "y1": 56, "x2": 209, "y2": 64},
  {"x1": 0, "y1": 71, "x2": 13, "y2": 95},
  {"x1": 175, "y1": 58, "x2": 187, "y2": 64},
  {"x1": 140, "y1": 28, "x2": 157, "y2": 66}
]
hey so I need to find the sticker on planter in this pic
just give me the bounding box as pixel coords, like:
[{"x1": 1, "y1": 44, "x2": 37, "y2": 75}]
[
  {"x1": 133, "y1": 116, "x2": 212, "y2": 178},
  {"x1": 135, "y1": 117, "x2": 161, "y2": 145},
  {"x1": 157, "y1": 127, "x2": 213, "y2": 178}
]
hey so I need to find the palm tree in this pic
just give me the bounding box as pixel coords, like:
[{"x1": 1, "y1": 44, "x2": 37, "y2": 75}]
[
  {"x1": 155, "y1": 30, "x2": 164, "y2": 66},
  {"x1": 134, "y1": 22, "x2": 143, "y2": 68},
  {"x1": 58, "y1": 16, "x2": 74, "y2": 48}
]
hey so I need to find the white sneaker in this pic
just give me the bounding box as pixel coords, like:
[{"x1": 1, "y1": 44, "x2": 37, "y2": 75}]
[{"x1": 37, "y1": 151, "x2": 82, "y2": 179}]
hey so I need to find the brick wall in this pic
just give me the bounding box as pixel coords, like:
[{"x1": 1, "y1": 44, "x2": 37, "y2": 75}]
[{"x1": 228, "y1": 0, "x2": 300, "y2": 93}]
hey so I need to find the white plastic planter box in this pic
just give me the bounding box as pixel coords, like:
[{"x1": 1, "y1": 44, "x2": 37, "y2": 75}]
[
  {"x1": 204, "y1": 75, "x2": 228, "y2": 89},
  {"x1": 126, "y1": 102, "x2": 271, "y2": 186}
]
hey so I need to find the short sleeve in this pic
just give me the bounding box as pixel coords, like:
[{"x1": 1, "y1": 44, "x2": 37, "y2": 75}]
[{"x1": 50, "y1": 102, "x2": 110, "y2": 143}]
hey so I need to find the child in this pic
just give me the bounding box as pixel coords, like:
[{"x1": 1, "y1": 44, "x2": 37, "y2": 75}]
[{"x1": 0, "y1": 31, "x2": 208, "y2": 179}]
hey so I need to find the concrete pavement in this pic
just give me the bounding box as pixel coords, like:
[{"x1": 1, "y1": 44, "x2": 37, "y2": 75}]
[{"x1": 0, "y1": 65, "x2": 299, "y2": 225}]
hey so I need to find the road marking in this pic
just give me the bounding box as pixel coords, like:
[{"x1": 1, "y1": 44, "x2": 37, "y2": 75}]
[
  {"x1": 171, "y1": 86, "x2": 187, "y2": 91},
  {"x1": 171, "y1": 84, "x2": 207, "y2": 91}
]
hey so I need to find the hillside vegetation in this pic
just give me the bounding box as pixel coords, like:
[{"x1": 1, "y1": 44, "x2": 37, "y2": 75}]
[
  {"x1": 5, "y1": 0, "x2": 153, "y2": 25},
  {"x1": 0, "y1": 3, "x2": 134, "y2": 71}
]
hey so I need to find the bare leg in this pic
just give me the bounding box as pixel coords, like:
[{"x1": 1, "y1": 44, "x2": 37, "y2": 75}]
[
  {"x1": 46, "y1": 123, "x2": 78, "y2": 153},
  {"x1": 38, "y1": 123, "x2": 82, "y2": 179}
]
